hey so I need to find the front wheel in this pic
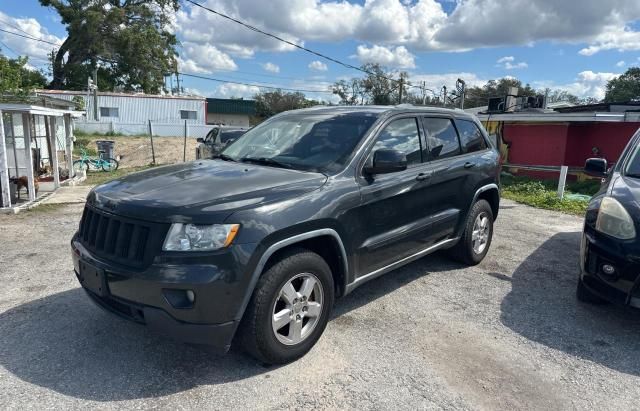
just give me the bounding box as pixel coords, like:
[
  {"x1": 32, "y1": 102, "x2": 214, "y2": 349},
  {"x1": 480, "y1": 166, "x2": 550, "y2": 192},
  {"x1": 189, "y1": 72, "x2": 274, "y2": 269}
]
[
  {"x1": 101, "y1": 158, "x2": 119, "y2": 172},
  {"x1": 72, "y1": 160, "x2": 88, "y2": 173},
  {"x1": 449, "y1": 199, "x2": 494, "y2": 265},
  {"x1": 238, "y1": 248, "x2": 334, "y2": 364}
]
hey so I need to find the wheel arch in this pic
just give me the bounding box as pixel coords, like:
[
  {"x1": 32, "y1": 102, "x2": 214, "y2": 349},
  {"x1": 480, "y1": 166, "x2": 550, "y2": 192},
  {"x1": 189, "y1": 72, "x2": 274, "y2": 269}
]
[
  {"x1": 234, "y1": 228, "x2": 349, "y2": 322},
  {"x1": 473, "y1": 183, "x2": 500, "y2": 219}
]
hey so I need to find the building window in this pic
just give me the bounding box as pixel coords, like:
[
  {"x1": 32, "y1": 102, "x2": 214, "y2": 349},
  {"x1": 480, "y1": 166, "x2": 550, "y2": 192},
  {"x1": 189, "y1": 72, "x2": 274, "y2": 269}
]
[
  {"x1": 180, "y1": 110, "x2": 197, "y2": 120},
  {"x1": 100, "y1": 107, "x2": 119, "y2": 118}
]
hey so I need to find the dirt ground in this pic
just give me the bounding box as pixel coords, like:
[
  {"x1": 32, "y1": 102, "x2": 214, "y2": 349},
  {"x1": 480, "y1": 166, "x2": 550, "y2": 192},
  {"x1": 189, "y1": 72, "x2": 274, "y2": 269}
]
[
  {"x1": 1, "y1": 200, "x2": 639, "y2": 409},
  {"x1": 83, "y1": 135, "x2": 198, "y2": 168}
]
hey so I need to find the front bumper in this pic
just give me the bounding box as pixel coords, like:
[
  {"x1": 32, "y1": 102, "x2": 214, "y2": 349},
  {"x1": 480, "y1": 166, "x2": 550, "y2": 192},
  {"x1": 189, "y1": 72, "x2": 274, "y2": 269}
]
[
  {"x1": 71, "y1": 233, "x2": 259, "y2": 351},
  {"x1": 580, "y1": 227, "x2": 640, "y2": 307}
]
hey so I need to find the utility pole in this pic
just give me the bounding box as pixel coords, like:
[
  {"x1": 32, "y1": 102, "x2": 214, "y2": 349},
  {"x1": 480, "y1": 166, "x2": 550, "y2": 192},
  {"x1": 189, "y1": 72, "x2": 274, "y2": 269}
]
[
  {"x1": 398, "y1": 76, "x2": 404, "y2": 104},
  {"x1": 456, "y1": 78, "x2": 466, "y2": 109},
  {"x1": 422, "y1": 81, "x2": 427, "y2": 105},
  {"x1": 442, "y1": 85, "x2": 447, "y2": 108},
  {"x1": 93, "y1": 66, "x2": 98, "y2": 121},
  {"x1": 175, "y1": 72, "x2": 181, "y2": 95}
]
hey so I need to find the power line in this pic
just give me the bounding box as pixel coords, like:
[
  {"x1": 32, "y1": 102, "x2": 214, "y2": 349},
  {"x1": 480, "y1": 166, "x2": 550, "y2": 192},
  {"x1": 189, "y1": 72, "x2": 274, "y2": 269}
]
[
  {"x1": 180, "y1": 72, "x2": 334, "y2": 94},
  {"x1": 0, "y1": 27, "x2": 61, "y2": 46},
  {"x1": 0, "y1": 17, "x2": 35, "y2": 37},
  {"x1": 183, "y1": 0, "x2": 423, "y2": 91}
]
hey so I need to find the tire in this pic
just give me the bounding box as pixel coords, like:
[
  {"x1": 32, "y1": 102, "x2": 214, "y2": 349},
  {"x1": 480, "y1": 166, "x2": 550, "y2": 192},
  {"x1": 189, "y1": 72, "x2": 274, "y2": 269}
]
[
  {"x1": 73, "y1": 160, "x2": 88, "y2": 172},
  {"x1": 101, "y1": 158, "x2": 119, "y2": 172},
  {"x1": 238, "y1": 248, "x2": 335, "y2": 364},
  {"x1": 576, "y1": 278, "x2": 607, "y2": 304},
  {"x1": 449, "y1": 199, "x2": 494, "y2": 265}
]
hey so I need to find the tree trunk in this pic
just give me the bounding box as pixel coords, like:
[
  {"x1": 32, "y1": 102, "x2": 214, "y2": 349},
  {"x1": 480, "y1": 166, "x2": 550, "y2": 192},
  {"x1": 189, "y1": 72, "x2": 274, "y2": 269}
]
[{"x1": 50, "y1": 38, "x2": 71, "y2": 89}]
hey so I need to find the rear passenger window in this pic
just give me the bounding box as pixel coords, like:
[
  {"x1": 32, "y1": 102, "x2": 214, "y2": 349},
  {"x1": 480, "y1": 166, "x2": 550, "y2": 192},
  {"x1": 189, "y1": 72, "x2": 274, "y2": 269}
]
[
  {"x1": 371, "y1": 118, "x2": 422, "y2": 167},
  {"x1": 456, "y1": 120, "x2": 487, "y2": 153},
  {"x1": 422, "y1": 117, "x2": 460, "y2": 160}
]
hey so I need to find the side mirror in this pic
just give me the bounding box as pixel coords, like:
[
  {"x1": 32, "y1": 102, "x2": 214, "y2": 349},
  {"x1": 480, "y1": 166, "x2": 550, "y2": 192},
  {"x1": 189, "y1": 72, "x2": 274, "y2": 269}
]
[
  {"x1": 196, "y1": 138, "x2": 204, "y2": 143},
  {"x1": 364, "y1": 149, "x2": 407, "y2": 175},
  {"x1": 585, "y1": 158, "x2": 608, "y2": 177}
]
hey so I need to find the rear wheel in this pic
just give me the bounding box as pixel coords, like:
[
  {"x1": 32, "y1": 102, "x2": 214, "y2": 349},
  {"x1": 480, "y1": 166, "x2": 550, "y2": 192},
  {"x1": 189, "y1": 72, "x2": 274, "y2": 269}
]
[
  {"x1": 101, "y1": 158, "x2": 119, "y2": 172},
  {"x1": 238, "y1": 248, "x2": 334, "y2": 364},
  {"x1": 449, "y1": 199, "x2": 494, "y2": 265},
  {"x1": 576, "y1": 278, "x2": 607, "y2": 304},
  {"x1": 72, "y1": 160, "x2": 88, "y2": 173}
]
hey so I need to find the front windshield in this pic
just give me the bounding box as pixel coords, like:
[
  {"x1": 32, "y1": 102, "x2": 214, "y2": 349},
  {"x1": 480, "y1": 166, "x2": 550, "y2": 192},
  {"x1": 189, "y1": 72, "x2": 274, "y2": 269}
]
[
  {"x1": 624, "y1": 139, "x2": 640, "y2": 177},
  {"x1": 222, "y1": 112, "x2": 379, "y2": 172}
]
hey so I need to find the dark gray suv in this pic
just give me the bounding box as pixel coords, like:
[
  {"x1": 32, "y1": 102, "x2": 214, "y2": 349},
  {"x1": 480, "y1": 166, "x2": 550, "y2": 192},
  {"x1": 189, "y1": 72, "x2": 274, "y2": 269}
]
[{"x1": 72, "y1": 105, "x2": 500, "y2": 364}]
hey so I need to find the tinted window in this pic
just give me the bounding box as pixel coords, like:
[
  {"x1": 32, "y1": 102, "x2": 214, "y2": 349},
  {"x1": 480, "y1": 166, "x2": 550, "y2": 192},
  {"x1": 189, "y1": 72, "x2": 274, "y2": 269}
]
[
  {"x1": 456, "y1": 119, "x2": 487, "y2": 153},
  {"x1": 180, "y1": 110, "x2": 197, "y2": 120},
  {"x1": 100, "y1": 107, "x2": 119, "y2": 118},
  {"x1": 219, "y1": 131, "x2": 244, "y2": 143},
  {"x1": 371, "y1": 118, "x2": 422, "y2": 167},
  {"x1": 422, "y1": 117, "x2": 460, "y2": 160}
]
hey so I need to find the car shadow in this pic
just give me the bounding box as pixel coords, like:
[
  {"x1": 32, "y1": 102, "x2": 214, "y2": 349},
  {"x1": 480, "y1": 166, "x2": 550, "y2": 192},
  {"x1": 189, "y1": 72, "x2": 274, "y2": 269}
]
[
  {"x1": 0, "y1": 288, "x2": 271, "y2": 401},
  {"x1": 500, "y1": 232, "x2": 640, "y2": 376},
  {"x1": 0, "y1": 254, "x2": 461, "y2": 402}
]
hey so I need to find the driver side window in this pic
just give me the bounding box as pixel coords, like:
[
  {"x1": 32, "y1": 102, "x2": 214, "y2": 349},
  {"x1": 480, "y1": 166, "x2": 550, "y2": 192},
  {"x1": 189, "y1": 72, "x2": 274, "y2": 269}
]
[{"x1": 369, "y1": 117, "x2": 422, "y2": 168}]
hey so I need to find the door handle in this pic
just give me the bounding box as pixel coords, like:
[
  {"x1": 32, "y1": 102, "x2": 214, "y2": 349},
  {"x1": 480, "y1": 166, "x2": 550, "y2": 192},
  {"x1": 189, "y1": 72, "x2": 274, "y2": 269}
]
[
  {"x1": 464, "y1": 162, "x2": 476, "y2": 169},
  {"x1": 415, "y1": 172, "x2": 431, "y2": 181}
]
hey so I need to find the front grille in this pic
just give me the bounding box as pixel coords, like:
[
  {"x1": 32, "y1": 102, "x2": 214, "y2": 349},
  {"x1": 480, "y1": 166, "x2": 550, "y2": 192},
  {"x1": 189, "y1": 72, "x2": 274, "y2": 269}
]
[{"x1": 78, "y1": 205, "x2": 166, "y2": 268}]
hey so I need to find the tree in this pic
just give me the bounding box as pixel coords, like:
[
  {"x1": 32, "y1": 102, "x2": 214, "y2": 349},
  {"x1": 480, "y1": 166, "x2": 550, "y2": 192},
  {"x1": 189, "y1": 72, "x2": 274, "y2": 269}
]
[
  {"x1": 605, "y1": 67, "x2": 640, "y2": 102},
  {"x1": 330, "y1": 64, "x2": 405, "y2": 105},
  {"x1": 253, "y1": 90, "x2": 319, "y2": 117},
  {"x1": 0, "y1": 52, "x2": 48, "y2": 98},
  {"x1": 40, "y1": 0, "x2": 179, "y2": 93},
  {"x1": 464, "y1": 78, "x2": 536, "y2": 108}
]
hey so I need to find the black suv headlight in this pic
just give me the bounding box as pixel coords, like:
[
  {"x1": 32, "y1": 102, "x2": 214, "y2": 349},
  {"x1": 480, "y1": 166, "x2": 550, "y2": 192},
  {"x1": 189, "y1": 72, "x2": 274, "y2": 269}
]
[{"x1": 595, "y1": 197, "x2": 636, "y2": 240}]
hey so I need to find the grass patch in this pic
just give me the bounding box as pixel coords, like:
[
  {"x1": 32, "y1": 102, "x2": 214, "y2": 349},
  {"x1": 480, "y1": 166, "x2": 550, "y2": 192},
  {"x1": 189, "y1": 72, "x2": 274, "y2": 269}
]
[
  {"x1": 81, "y1": 165, "x2": 154, "y2": 186},
  {"x1": 501, "y1": 173, "x2": 602, "y2": 216}
]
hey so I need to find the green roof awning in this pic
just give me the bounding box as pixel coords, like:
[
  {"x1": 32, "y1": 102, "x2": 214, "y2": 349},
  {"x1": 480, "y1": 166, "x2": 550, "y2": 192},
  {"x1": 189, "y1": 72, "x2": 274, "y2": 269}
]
[{"x1": 207, "y1": 98, "x2": 256, "y2": 115}]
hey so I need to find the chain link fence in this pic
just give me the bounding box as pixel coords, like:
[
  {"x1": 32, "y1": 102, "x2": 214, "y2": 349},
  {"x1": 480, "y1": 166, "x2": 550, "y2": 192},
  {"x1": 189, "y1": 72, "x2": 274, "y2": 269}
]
[{"x1": 74, "y1": 120, "x2": 216, "y2": 170}]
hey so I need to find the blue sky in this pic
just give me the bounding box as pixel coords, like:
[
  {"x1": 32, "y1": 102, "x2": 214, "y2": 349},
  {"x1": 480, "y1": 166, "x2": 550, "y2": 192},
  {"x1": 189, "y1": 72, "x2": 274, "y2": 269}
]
[{"x1": 2, "y1": 0, "x2": 640, "y2": 103}]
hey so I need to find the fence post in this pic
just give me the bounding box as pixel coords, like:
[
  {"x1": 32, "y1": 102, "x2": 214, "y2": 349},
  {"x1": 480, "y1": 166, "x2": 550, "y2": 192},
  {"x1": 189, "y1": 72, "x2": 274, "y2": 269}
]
[
  {"x1": 148, "y1": 119, "x2": 156, "y2": 165},
  {"x1": 557, "y1": 165, "x2": 568, "y2": 200},
  {"x1": 183, "y1": 120, "x2": 188, "y2": 162}
]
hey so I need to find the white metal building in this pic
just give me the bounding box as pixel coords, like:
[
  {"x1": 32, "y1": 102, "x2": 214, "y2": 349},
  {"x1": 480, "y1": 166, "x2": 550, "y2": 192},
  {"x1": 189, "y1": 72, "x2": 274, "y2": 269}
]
[{"x1": 37, "y1": 90, "x2": 207, "y2": 136}]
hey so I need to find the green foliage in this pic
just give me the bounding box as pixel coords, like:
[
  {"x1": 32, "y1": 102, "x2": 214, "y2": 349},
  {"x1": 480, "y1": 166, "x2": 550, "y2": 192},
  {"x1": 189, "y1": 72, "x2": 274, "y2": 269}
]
[
  {"x1": 0, "y1": 53, "x2": 47, "y2": 97},
  {"x1": 605, "y1": 67, "x2": 640, "y2": 103},
  {"x1": 501, "y1": 174, "x2": 602, "y2": 215},
  {"x1": 71, "y1": 95, "x2": 84, "y2": 110},
  {"x1": 331, "y1": 64, "x2": 411, "y2": 106},
  {"x1": 253, "y1": 90, "x2": 320, "y2": 117},
  {"x1": 41, "y1": 0, "x2": 179, "y2": 93}
]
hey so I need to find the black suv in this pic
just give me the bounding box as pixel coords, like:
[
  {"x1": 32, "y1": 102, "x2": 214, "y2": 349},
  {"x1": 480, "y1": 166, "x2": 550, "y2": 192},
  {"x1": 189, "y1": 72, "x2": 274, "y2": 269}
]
[{"x1": 71, "y1": 106, "x2": 500, "y2": 364}]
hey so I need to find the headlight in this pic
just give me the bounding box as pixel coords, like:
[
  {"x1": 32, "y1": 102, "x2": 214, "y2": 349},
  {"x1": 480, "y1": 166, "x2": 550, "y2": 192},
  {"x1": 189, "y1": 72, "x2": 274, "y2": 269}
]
[
  {"x1": 595, "y1": 197, "x2": 636, "y2": 240},
  {"x1": 163, "y1": 223, "x2": 240, "y2": 251}
]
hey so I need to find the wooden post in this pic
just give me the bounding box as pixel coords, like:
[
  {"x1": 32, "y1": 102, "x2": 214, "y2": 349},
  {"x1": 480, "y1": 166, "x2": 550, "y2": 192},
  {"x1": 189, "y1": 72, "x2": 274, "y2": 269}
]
[
  {"x1": 0, "y1": 111, "x2": 11, "y2": 208},
  {"x1": 22, "y1": 113, "x2": 36, "y2": 201},
  {"x1": 557, "y1": 165, "x2": 568, "y2": 200},
  {"x1": 49, "y1": 116, "x2": 60, "y2": 189},
  {"x1": 148, "y1": 119, "x2": 156, "y2": 165},
  {"x1": 183, "y1": 119, "x2": 188, "y2": 162},
  {"x1": 64, "y1": 114, "x2": 74, "y2": 178}
]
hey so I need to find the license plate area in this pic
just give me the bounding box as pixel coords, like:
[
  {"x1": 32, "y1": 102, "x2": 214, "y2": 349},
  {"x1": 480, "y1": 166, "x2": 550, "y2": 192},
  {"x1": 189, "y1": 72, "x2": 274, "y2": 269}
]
[{"x1": 79, "y1": 260, "x2": 108, "y2": 297}]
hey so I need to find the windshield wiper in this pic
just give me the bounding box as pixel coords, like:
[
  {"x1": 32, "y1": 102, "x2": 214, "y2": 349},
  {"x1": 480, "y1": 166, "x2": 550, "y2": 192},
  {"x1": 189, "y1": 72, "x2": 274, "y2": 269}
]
[
  {"x1": 216, "y1": 154, "x2": 236, "y2": 162},
  {"x1": 239, "y1": 156, "x2": 293, "y2": 169}
]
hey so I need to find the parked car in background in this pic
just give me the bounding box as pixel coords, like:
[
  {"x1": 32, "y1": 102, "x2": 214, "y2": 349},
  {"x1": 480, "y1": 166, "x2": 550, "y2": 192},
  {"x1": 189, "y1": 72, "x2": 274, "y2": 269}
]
[
  {"x1": 578, "y1": 128, "x2": 640, "y2": 307},
  {"x1": 195, "y1": 126, "x2": 247, "y2": 159},
  {"x1": 71, "y1": 105, "x2": 500, "y2": 364}
]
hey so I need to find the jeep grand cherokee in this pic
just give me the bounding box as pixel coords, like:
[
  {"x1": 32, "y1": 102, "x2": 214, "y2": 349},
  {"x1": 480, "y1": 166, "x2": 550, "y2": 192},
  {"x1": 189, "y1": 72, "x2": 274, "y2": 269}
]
[{"x1": 71, "y1": 105, "x2": 500, "y2": 364}]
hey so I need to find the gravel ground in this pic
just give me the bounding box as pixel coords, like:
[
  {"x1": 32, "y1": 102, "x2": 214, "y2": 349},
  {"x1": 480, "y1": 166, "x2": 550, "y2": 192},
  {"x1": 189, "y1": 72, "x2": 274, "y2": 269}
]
[{"x1": 1, "y1": 200, "x2": 639, "y2": 410}]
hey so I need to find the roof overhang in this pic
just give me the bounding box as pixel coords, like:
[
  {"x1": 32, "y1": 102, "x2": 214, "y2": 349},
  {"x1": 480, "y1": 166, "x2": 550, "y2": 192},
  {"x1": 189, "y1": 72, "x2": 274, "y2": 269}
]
[
  {"x1": 0, "y1": 103, "x2": 83, "y2": 117},
  {"x1": 477, "y1": 111, "x2": 640, "y2": 123}
]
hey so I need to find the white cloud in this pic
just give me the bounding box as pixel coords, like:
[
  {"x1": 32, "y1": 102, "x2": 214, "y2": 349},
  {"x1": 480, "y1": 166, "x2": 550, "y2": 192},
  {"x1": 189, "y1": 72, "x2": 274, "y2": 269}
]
[
  {"x1": 496, "y1": 56, "x2": 527, "y2": 70},
  {"x1": 261, "y1": 62, "x2": 280, "y2": 73},
  {"x1": 617, "y1": 60, "x2": 626, "y2": 67},
  {"x1": 178, "y1": 43, "x2": 237, "y2": 73},
  {"x1": 410, "y1": 72, "x2": 488, "y2": 96},
  {"x1": 355, "y1": 45, "x2": 416, "y2": 68},
  {"x1": 213, "y1": 83, "x2": 261, "y2": 99},
  {"x1": 536, "y1": 71, "x2": 618, "y2": 100},
  {"x1": 0, "y1": 11, "x2": 64, "y2": 61},
  {"x1": 579, "y1": 26, "x2": 640, "y2": 56},
  {"x1": 308, "y1": 60, "x2": 328, "y2": 71}
]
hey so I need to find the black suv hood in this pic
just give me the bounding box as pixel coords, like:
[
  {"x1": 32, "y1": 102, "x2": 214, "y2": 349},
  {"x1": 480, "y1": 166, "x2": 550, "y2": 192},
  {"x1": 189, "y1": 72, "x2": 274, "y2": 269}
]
[{"x1": 87, "y1": 160, "x2": 327, "y2": 223}]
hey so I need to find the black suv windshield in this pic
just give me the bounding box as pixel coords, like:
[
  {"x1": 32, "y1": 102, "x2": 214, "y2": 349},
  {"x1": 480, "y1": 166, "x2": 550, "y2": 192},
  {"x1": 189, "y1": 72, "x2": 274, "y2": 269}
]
[
  {"x1": 222, "y1": 112, "x2": 379, "y2": 172},
  {"x1": 625, "y1": 139, "x2": 640, "y2": 178}
]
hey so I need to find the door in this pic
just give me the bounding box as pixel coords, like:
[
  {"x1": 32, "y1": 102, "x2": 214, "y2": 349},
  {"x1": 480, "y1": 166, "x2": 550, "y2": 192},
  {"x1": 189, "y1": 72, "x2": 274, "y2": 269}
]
[{"x1": 354, "y1": 116, "x2": 436, "y2": 276}]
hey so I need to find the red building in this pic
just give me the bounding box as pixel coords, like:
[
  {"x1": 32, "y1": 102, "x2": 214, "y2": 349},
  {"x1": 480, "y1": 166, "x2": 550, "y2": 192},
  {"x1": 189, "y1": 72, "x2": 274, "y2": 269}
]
[{"x1": 477, "y1": 104, "x2": 640, "y2": 179}]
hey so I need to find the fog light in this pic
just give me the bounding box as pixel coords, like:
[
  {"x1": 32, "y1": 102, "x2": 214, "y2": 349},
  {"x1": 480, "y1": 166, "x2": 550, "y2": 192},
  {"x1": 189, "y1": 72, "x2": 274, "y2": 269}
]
[
  {"x1": 602, "y1": 264, "x2": 616, "y2": 275},
  {"x1": 185, "y1": 290, "x2": 195, "y2": 303},
  {"x1": 163, "y1": 289, "x2": 196, "y2": 309}
]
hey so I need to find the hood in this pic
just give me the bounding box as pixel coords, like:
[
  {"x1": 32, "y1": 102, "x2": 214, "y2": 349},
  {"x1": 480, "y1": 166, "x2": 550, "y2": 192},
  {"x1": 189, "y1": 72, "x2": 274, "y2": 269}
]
[
  {"x1": 612, "y1": 175, "x2": 640, "y2": 207},
  {"x1": 87, "y1": 160, "x2": 327, "y2": 223}
]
